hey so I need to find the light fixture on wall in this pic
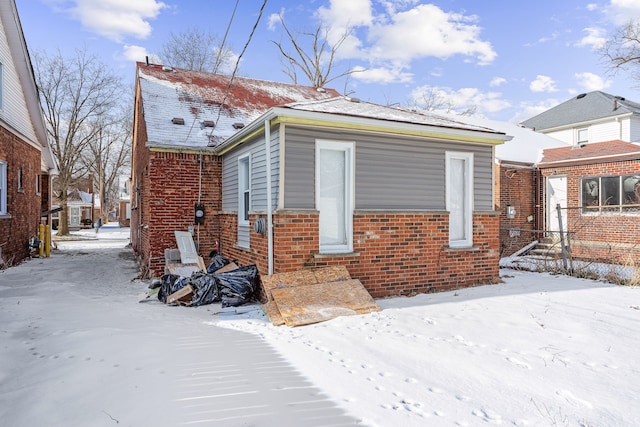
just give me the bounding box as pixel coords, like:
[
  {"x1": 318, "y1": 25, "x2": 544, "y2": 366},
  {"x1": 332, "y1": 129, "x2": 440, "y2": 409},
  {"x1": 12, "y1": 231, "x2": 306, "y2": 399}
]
[{"x1": 506, "y1": 205, "x2": 516, "y2": 219}]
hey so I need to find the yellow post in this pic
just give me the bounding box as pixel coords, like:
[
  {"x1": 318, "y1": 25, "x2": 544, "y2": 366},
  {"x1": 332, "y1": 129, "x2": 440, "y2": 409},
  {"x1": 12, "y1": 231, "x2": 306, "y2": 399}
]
[
  {"x1": 38, "y1": 223, "x2": 44, "y2": 257},
  {"x1": 45, "y1": 224, "x2": 51, "y2": 257}
]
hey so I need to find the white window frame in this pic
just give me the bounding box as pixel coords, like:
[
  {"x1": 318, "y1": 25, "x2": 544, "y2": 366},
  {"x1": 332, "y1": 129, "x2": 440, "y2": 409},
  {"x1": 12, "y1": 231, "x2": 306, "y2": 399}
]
[
  {"x1": 0, "y1": 161, "x2": 6, "y2": 214},
  {"x1": 238, "y1": 154, "x2": 251, "y2": 226},
  {"x1": 446, "y1": 151, "x2": 474, "y2": 248},
  {"x1": 576, "y1": 128, "x2": 588, "y2": 144},
  {"x1": 315, "y1": 140, "x2": 355, "y2": 254}
]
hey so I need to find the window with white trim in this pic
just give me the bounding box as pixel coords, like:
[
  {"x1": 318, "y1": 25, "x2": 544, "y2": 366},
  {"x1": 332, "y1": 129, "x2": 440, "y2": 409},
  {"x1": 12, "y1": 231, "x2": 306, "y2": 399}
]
[
  {"x1": 316, "y1": 140, "x2": 354, "y2": 253},
  {"x1": 446, "y1": 152, "x2": 474, "y2": 248},
  {"x1": 576, "y1": 128, "x2": 588, "y2": 144},
  {"x1": 238, "y1": 155, "x2": 251, "y2": 225},
  {"x1": 0, "y1": 161, "x2": 6, "y2": 214}
]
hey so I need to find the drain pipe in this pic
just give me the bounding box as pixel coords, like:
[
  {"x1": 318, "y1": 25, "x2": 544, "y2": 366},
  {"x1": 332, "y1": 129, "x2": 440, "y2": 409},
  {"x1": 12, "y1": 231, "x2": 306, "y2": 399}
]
[{"x1": 264, "y1": 119, "x2": 274, "y2": 275}]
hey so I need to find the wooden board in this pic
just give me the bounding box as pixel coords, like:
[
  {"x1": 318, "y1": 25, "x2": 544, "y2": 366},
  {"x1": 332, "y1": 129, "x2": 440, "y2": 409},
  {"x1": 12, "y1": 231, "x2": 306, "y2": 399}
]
[
  {"x1": 313, "y1": 265, "x2": 351, "y2": 283},
  {"x1": 166, "y1": 262, "x2": 199, "y2": 277},
  {"x1": 167, "y1": 284, "x2": 193, "y2": 305},
  {"x1": 261, "y1": 301, "x2": 285, "y2": 326},
  {"x1": 271, "y1": 279, "x2": 380, "y2": 327},
  {"x1": 213, "y1": 262, "x2": 239, "y2": 274}
]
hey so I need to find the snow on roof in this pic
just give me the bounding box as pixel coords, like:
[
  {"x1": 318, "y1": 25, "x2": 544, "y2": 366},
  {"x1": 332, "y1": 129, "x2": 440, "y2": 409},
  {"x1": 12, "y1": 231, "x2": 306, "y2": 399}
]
[
  {"x1": 433, "y1": 112, "x2": 570, "y2": 164},
  {"x1": 137, "y1": 63, "x2": 341, "y2": 148},
  {"x1": 538, "y1": 140, "x2": 640, "y2": 167},
  {"x1": 282, "y1": 97, "x2": 502, "y2": 134}
]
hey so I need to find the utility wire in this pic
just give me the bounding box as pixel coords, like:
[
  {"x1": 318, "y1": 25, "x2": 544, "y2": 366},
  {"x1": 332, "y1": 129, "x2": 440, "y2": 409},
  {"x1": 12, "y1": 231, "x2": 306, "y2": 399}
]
[{"x1": 209, "y1": 0, "x2": 268, "y2": 139}]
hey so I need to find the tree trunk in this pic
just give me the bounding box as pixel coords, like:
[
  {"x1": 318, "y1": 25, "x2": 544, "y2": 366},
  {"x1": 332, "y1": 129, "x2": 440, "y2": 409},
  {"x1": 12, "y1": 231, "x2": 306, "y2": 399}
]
[{"x1": 58, "y1": 200, "x2": 70, "y2": 236}]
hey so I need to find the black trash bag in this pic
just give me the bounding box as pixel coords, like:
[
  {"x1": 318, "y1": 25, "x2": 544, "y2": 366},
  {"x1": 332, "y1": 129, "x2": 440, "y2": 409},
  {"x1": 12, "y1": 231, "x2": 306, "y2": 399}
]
[
  {"x1": 157, "y1": 274, "x2": 188, "y2": 303},
  {"x1": 189, "y1": 272, "x2": 220, "y2": 307},
  {"x1": 214, "y1": 265, "x2": 259, "y2": 307},
  {"x1": 207, "y1": 251, "x2": 232, "y2": 274}
]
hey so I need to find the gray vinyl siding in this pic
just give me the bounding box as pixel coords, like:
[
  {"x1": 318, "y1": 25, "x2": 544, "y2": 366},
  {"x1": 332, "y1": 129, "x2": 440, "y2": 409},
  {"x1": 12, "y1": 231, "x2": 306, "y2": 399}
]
[
  {"x1": 283, "y1": 126, "x2": 494, "y2": 211},
  {"x1": 221, "y1": 128, "x2": 280, "y2": 212}
]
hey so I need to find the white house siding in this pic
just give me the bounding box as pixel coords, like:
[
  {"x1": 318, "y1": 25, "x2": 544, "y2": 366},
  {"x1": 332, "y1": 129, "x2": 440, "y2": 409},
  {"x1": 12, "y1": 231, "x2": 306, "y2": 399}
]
[
  {"x1": 545, "y1": 128, "x2": 573, "y2": 145},
  {"x1": 630, "y1": 116, "x2": 640, "y2": 142},
  {"x1": 0, "y1": 14, "x2": 38, "y2": 147},
  {"x1": 590, "y1": 120, "x2": 625, "y2": 143}
]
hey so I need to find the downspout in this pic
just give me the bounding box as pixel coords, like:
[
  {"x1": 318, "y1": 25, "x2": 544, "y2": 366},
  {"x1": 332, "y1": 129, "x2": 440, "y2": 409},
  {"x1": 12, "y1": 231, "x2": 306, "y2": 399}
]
[{"x1": 265, "y1": 119, "x2": 274, "y2": 275}]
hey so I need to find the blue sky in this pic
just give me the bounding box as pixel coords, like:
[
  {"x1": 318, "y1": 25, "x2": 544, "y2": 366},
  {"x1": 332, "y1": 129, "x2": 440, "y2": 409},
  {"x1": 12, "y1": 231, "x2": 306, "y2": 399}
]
[{"x1": 15, "y1": 0, "x2": 640, "y2": 123}]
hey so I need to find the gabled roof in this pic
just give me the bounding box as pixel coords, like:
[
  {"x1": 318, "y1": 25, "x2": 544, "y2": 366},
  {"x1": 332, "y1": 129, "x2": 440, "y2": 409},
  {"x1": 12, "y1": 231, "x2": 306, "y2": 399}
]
[
  {"x1": 521, "y1": 91, "x2": 640, "y2": 132},
  {"x1": 136, "y1": 63, "x2": 341, "y2": 149},
  {"x1": 0, "y1": 0, "x2": 57, "y2": 173},
  {"x1": 538, "y1": 140, "x2": 640, "y2": 168}
]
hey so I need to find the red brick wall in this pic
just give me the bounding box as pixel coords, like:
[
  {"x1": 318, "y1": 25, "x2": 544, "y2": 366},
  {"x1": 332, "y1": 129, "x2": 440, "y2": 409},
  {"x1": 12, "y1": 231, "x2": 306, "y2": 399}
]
[
  {"x1": 139, "y1": 151, "x2": 222, "y2": 277},
  {"x1": 540, "y1": 159, "x2": 640, "y2": 263},
  {"x1": 0, "y1": 126, "x2": 43, "y2": 266},
  {"x1": 497, "y1": 163, "x2": 540, "y2": 256},
  {"x1": 221, "y1": 210, "x2": 500, "y2": 298}
]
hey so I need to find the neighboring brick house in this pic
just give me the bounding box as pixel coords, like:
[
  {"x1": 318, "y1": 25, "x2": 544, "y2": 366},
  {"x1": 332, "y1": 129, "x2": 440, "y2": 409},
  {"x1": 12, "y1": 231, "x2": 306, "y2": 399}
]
[
  {"x1": 537, "y1": 141, "x2": 640, "y2": 263},
  {"x1": 521, "y1": 91, "x2": 640, "y2": 262},
  {"x1": 132, "y1": 63, "x2": 510, "y2": 297},
  {"x1": 0, "y1": 0, "x2": 57, "y2": 267}
]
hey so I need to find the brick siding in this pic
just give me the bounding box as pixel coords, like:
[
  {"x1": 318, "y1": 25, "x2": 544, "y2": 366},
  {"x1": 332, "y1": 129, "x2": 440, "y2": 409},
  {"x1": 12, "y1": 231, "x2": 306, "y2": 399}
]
[
  {"x1": 221, "y1": 210, "x2": 500, "y2": 299},
  {"x1": 540, "y1": 159, "x2": 640, "y2": 263},
  {"x1": 0, "y1": 126, "x2": 44, "y2": 265}
]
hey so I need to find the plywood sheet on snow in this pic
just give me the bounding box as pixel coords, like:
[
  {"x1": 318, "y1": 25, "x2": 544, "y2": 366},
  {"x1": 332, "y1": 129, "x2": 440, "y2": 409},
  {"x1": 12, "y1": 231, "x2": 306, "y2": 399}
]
[
  {"x1": 271, "y1": 279, "x2": 380, "y2": 327},
  {"x1": 312, "y1": 265, "x2": 351, "y2": 284},
  {"x1": 262, "y1": 301, "x2": 285, "y2": 326}
]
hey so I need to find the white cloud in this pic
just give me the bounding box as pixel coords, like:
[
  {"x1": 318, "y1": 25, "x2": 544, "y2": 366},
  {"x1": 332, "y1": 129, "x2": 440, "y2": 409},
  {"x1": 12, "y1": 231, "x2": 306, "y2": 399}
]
[
  {"x1": 63, "y1": 0, "x2": 167, "y2": 42},
  {"x1": 513, "y1": 99, "x2": 561, "y2": 124},
  {"x1": 606, "y1": 0, "x2": 640, "y2": 24},
  {"x1": 577, "y1": 27, "x2": 607, "y2": 50},
  {"x1": 586, "y1": 3, "x2": 599, "y2": 11},
  {"x1": 351, "y1": 65, "x2": 413, "y2": 84},
  {"x1": 122, "y1": 45, "x2": 149, "y2": 62},
  {"x1": 530, "y1": 75, "x2": 558, "y2": 93},
  {"x1": 315, "y1": 1, "x2": 496, "y2": 83},
  {"x1": 267, "y1": 9, "x2": 286, "y2": 31},
  {"x1": 490, "y1": 77, "x2": 507, "y2": 87},
  {"x1": 409, "y1": 85, "x2": 510, "y2": 115},
  {"x1": 574, "y1": 72, "x2": 612, "y2": 91},
  {"x1": 367, "y1": 4, "x2": 496, "y2": 65}
]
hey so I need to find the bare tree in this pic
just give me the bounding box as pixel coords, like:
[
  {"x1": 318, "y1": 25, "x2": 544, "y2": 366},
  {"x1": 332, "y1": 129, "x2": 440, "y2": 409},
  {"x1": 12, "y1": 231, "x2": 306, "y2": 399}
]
[
  {"x1": 160, "y1": 27, "x2": 234, "y2": 73},
  {"x1": 410, "y1": 87, "x2": 478, "y2": 117},
  {"x1": 272, "y1": 14, "x2": 360, "y2": 88},
  {"x1": 600, "y1": 20, "x2": 640, "y2": 82},
  {"x1": 34, "y1": 48, "x2": 125, "y2": 236},
  {"x1": 82, "y1": 103, "x2": 132, "y2": 223}
]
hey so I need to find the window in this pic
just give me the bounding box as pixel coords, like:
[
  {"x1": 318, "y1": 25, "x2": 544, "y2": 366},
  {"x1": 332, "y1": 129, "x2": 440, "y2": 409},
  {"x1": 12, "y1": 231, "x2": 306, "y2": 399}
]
[
  {"x1": 577, "y1": 128, "x2": 588, "y2": 144},
  {"x1": 238, "y1": 155, "x2": 250, "y2": 225},
  {"x1": 17, "y1": 167, "x2": 22, "y2": 191},
  {"x1": 36, "y1": 174, "x2": 41, "y2": 195},
  {"x1": 316, "y1": 140, "x2": 354, "y2": 253},
  {"x1": 0, "y1": 161, "x2": 6, "y2": 214},
  {"x1": 446, "y1": 152, "x2": 474, "y2": 248},
  {"x1": 581, "y1": 174, "x2": 640, "y2": 213}
]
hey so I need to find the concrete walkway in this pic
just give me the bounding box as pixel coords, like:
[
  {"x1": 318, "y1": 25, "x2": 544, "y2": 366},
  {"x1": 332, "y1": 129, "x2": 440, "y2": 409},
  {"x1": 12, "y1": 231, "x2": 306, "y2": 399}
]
[{"x1": 0, "y1": 225, "x2": 360, "y2": 426}]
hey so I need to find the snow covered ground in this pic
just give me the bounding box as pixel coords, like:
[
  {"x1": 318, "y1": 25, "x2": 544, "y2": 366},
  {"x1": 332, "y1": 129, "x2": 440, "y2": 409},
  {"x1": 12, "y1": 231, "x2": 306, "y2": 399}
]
[{"x1": 2, "y1": 223, "x2": 639, "y2": 426}]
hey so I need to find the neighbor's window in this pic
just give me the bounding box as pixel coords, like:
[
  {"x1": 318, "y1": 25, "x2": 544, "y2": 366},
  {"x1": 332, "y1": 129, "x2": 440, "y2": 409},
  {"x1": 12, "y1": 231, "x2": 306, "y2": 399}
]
[
  {"x1": 577, "y1": 128, "x2": 588, "y2": 144},
  {"x1": 0, "y1": 161, "x2": 6, "y2": 214},
  {"x1": 36, "y1": 174, "x2": 41, "y2": 195},
  {"x1": 581, "y1": 174, "x2": 640, "y2": 213}
]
